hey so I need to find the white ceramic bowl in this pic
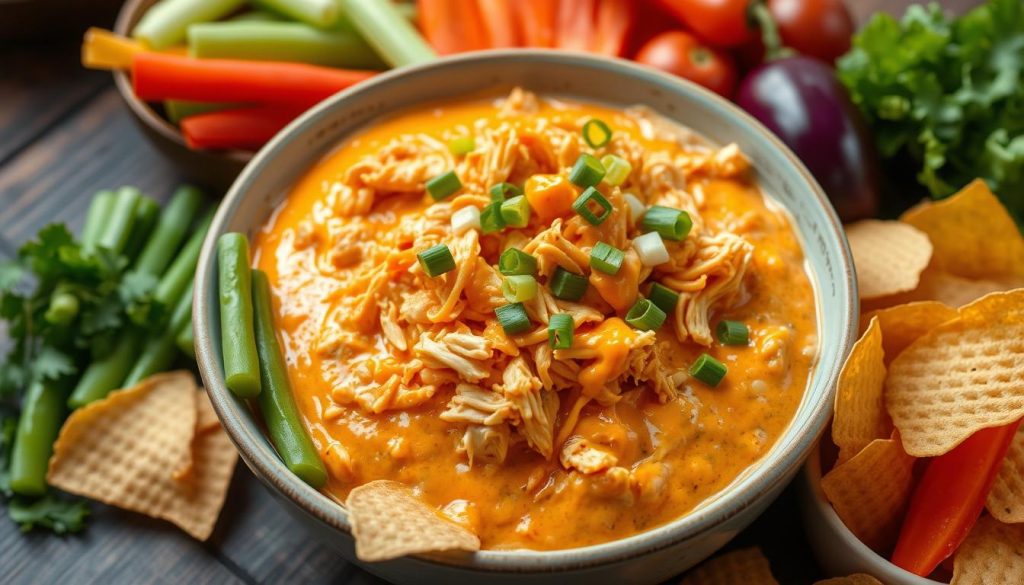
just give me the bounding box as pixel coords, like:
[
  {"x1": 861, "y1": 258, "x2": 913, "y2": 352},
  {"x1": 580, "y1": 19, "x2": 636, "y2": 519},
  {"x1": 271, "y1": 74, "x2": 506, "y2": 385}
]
[{"x1": 193, "y1": 50, "x2": 859, "y2": 585}]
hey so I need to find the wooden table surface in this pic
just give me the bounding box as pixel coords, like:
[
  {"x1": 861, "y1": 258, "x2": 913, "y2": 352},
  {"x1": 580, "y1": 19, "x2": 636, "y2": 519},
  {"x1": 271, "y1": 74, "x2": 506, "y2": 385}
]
[{"x1": 0, "y1": 1, "x2": 976, "y2": 583}]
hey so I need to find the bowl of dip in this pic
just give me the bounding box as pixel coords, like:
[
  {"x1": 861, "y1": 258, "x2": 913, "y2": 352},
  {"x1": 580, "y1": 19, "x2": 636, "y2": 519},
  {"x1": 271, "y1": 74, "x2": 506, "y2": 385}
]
[{"x1": 194, "y1": 50, "x2": 857, "y2": 584}]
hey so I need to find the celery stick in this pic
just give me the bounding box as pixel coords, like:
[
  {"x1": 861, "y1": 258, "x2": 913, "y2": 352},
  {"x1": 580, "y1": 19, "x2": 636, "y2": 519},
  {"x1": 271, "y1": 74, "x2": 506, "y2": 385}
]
[
  {"x1": 252, "y1": 0, "x2": 338, "y2": 29},
  {"x1": 393, "y1": 2, "x2": 417, "y2": 22},
  {"x1": 123, "y1": 196, "x2": 161, "y2": 263},
  {"x1": 230, "y1": 10, "x2": 285, "y2": 22},
  {"x1": 81, "y1": 190, "x2": 115, "y2": 248},
  {"x1": 133, "y1": 0, "x2": 247, "y2": 50},
  {"x1": 188, "y1": 21, "x2": 386, "y2": 70},
  {"x1": 339, "y1": 0, "x2": 436, "y2": 68},
  {"x1": 165, "y1": 101, "x2": 236, "y2": 124},
  {"x1": 97, "y1": 186, "x2": 141, "y2": 255}
]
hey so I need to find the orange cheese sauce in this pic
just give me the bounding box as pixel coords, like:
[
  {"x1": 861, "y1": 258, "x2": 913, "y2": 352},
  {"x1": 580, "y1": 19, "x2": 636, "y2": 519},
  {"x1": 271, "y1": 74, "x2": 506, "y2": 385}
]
[{"x1": 253, "y1": 96, "x2": 817, "y2": 550}]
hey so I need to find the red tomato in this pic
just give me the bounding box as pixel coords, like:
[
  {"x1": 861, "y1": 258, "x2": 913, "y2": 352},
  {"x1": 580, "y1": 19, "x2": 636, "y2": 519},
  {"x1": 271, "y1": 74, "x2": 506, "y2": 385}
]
[
  {"x1": 768, "y1": 0, "x2": 854, "y2": 62},
  {"x1": 653, "y1": 0, "x2": 755, "y2": 47},
  {"x1": 635, "y1": 31, "x2": 738, "y2": 97}
]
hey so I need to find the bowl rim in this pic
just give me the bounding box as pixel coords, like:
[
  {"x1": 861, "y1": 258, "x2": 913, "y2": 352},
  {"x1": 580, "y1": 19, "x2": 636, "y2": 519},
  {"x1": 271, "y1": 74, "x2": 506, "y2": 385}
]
[
  {"x1": 112, "y1": 0, "x2": 252, "y2": 165},
  {"x1": 194, "y1": 49, "x2": 859, "y2": 572}
]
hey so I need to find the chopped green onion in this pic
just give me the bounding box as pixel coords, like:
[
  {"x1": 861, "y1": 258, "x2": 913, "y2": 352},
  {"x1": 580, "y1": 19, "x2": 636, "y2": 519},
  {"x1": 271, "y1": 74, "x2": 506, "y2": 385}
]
[
  {"x1": 499, "y1": 248, "x2": 537, "y2": 276},
  {"x1": 648, "y1": 282, "x2": 679, "y2": 315},
  {"x1": 502, "y1": 275, "x2": 538, "y2": 303},
  {"x1": 624, "y1": 192, "x2": 646, "y2": 224},
  {"x1": 690, "y1": 353, "x2": 727, "y2": 387},
  {"x1": 550, "y1": 267, "x2": 588, "y2": 301},
  {"x1": 625, "y1": 298, "x2": 667, "y2": 331},
  {"x1": 572, "y1": 187, "x2": 613, "y2": 226},
  {"x1": 489, "y1": 182, "x2": 522, "y2": 202},
  {"x1": 480, "y1": 202, "x2": 506, "y2": 234},
  {"x1": 632, "y1": 231, "x2": 670, "y2": 266},
  {"x1": 589, "y1": 241, "x2": 625, "y2": 275},
  {"x1": 569, "y1": 153, "x2": 606, "y2": 188},
  {"x1": 641, "y1": 205, "x2": 692, "y2": 241},
  {"x1": 717, "y1": 320, "x2": 750, "y2": 346},
  {"x1": 450, "y1": 206, "x2": 480, "y2": 235},
  {"x1": 600, "y1": 155, "x2": 632, "y2": 186},
  {"x1": 426, "y1": 170, "x2": 461, "y2": 201},
  {"x1": 548, "y1": 313, "x2": 574, "y2": 349},
  {"x1": 582, "y1": 118, "x2": 612, "y2": 148},
  {"x1": 495, "y1": 303, "x2": 531, "y2": 335},
  {"x1": 448, "y1": 136, "x2": 475, "y2": 156},
  {"x1": 417, "y1": 243, "x2": 455, "y2": 277},
  {"x1": 500, "y1": 195, "x2": 531, "y2": 228}
]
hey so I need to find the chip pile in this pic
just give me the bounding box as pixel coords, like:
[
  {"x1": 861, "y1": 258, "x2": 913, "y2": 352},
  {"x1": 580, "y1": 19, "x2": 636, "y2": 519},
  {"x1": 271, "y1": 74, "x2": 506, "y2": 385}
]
[
  {"x1": 822, "y1": 180, "x2": 1024, "y2": 584},
  {"x1": 678, "y1": 546, "x2": 882, "y2": 585}
]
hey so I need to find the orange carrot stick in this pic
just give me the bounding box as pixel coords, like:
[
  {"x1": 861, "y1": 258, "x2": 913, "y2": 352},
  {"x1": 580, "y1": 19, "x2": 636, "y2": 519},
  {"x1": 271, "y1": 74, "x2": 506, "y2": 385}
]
[
  {"x1": 556, "y1": 0, "x2": 596, "y2": 52},
  {"x1": 592, "y1": 0, "x2": 634, "y2": 56},
  {"x1": 477, "y1": 0, "x2": 519, "y2": 47},
  {"x1": 418, "y1": 0, "x2": 489, "y2": 54},
  {"x1": 180, "y1": 105, "x2": 302, "y2": 151},
  {"x1": 517, "y1": 0, "x2": 557, "y2": 48},
  {"x1": 132, "y1": 52, "x2": 374, "y2": 106}
]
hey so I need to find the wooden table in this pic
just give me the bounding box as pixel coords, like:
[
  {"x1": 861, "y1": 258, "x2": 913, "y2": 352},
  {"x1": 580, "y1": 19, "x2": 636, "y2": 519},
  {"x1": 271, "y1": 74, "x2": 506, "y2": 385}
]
[{"x1": 0, "y1": 1, "x2": 975, "y2": 582}]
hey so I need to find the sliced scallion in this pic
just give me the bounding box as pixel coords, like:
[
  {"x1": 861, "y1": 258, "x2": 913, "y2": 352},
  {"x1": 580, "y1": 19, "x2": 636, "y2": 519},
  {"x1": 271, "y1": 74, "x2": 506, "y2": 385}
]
[
  {"x1": 502, "y1": 275, "x2": 538, "y2": 303},
  {"x1": 450, "y1": 205, "x2": 481, "y2": 235},
  {"x1": 426, "y1": 170, "x2": 461, "y2": 201},
  {"x1": 500, "y1": 195, "x2": 531, "y2": 228},
  {"x1": 495, "y1": 302, "x2": 531, "y2": 335},
  {"x1": 548, "y1": 313, "x2": 574, "y2": 349},
  {"x1": 641, "y1": 205, "x2": 692, "y2": 241},
  {"x1": 589, "y1": 241, "x2": 625, "y2": 275},
  {"x1": 568, "y1": 153, "x2": 606, "y2": 188},
  {"x1": 690, "y1": 353, "x2": 727, "y2": 387},
  {"x1": 489, "y1": 182, "x2": 522, "y2": 202},
  {"x1": 448, "y1": 136, "x2": 475, "y2": 156},
  {"x1": 572, "y1": 187, "x2": 613, "y2": 226},
  {"x1": 480, "y1": 201, "x2": 506, "y2": 234},
  {"x1": 600, "y1": 154, "x2": 632, "y2": 187},
  {"x1": 625, "y1": 298, "x2": 666, "y2": 331},
  {"x1": 498, "y1": 248, "x2": 537, "y2": 276},
  {"x1": 417, "y1": 243, "x2": 455, "y2": 277},
  {"x1": 632, "y1": 231, "x2": 670, "y2": 266},
  {"x1": 648, "y1": 282, "x2": 679, "y2": 316},
  {"x1": 624, "y1": 192, "x2": 646, "y2": 224},
  {"x1": 582, "y1": 118, "x2": 612, "y2": 148},
  {"x1": 550, "y1": 267, "x2": 588, "y2": 301},
  {"x1": 717, "y1": 320, "x2": 750, "y2": 346}
]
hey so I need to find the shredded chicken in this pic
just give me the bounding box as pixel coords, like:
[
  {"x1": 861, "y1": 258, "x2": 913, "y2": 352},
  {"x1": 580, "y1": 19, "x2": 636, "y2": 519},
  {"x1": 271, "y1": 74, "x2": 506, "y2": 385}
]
[
  {"x1": 441, "y1": 383, "x2": 516, "y2": 426},
  {"x1": 560, "y1": 436, "x2": 618, "y2": 474},
  {"x1": 414, "y1": 329, "x2": 492, "y2": 383},
  {"x1": 458, "y1": 424, "x2": 511, "y2": 466},
  {"x1": 497, "y1": 357, "x2": 556, "y2": 458}
]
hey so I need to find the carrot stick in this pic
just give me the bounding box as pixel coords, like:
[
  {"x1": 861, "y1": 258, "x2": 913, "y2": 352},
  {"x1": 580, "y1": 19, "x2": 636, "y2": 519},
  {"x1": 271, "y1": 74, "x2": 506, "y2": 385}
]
[
  {"x1": 556, "y1": 0, "x2": 596, "y2": 52},
  {"x1": 517, "y1": 0, "x2": 557, "y2": 48},
  {"x1": 417, "y1": 0, "x2": 488, "y2": 54},
  {"x1": 592, "y1": 0, "x2": 634, "y2": 56},
  {"x1": 180, "y1": 105, "x2": 302, "y2": 150},
  {"x1": 132, "y1": 52, "x2": 374, "y2": 106},
  {"x1": 476, "y1": 0, "x2": 519, "y2": 47}
]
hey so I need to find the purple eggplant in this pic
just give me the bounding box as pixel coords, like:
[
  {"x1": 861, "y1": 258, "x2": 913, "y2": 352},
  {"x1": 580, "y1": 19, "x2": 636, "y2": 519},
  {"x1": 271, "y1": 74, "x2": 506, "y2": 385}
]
[{"x1": 736, "y1": 55, "x2": 880, "y2": 221}]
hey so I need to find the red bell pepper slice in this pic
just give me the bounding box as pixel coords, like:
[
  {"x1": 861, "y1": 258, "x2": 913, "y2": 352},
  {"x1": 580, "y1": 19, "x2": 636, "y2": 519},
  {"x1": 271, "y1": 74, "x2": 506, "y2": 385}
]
[
  {"x1": 591, "y1": 0, "x2": 634, "y2": 56},
  {"x1": 891, "y1": 420, "x2": 1022, "y2": 576}
]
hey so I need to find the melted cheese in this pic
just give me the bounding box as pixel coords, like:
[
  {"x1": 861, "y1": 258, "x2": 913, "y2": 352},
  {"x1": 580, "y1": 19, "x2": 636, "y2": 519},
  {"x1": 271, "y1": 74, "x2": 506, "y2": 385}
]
[{"x1": 578, "y1": 318, "x2": 641, "y2": 398}]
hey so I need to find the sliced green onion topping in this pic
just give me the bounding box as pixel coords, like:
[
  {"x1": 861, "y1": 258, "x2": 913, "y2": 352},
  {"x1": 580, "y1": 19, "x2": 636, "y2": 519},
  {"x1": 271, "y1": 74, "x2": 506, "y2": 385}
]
[
  {"x1": 625, "y1": 298, "x2": 667, "y2": 331},
  {"x1": 495, "y1": 302, "x2": 531, "y2": 335},
  {"x1": 550, "y1": 267, "x2": 588, "y2": 301},
  {"x1": 480, "y1": 201, "x2": 506, "y2": 234},
  {"x1": 417, "y1": 243, "x2": 456, "y2": 277},
  {"x1": 489, "y1": 182, "x2": 522, "y2": 202},
  {"x1": 648, "y1": 282, "x2": 680, "y2": 316},
  {"x1": 690, "y1": 353, "x2": 727, "y2": 387},
  {"x1": 450, "y1": 205, "x2": 481, "y2": 235},
  {"x1": 500, "y1": 195, "x2": 531, "y2": 228},
  {"x1": 502, "y1": 275, "x2": 538, "y2": 303},
  {"x1": 498, "y1": 248, "x2": 537, "y2": 276},
  {"x1": 448, "y1": 136, "x2": 475, "y2": 156},
  {"x1": 569, "y1": 153, "x2": 606, "y2": 188},
  {"x1": 600, "y1": 154, "x2": 632, "y2": 187},
  {"x1": 548, "y1": 313, "x2": 575, "y2": 349},
  {"x1": 716, "y1": 320, "x2": 750, "y2": 346},
  {"x1": 589, "y1": 241, "x2": 625, "y2": 275},
  {"x1": 632, "y1": 231, "x2": 670, "y2": 266},
  {"x1": 582, "y1": 118, "x2": 612, "y2": 148},
  {"x1": 641, "y1": 205, "x2": 692, "y2": 241},
  {"x1": 624, "y1": 192, "x2": 646, "y2": 223},
  {"x1": 572, "y1": 187, "x2": 613, "y2": 226},
  {"x1": 426, "y1": 170, "x2": 462, "y2": 201}
]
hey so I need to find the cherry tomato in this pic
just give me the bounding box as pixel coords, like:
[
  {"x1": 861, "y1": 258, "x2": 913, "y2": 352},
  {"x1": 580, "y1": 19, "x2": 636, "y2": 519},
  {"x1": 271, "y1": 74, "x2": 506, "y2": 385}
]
[
  {"x1": 635, "y1": 31, "x2": 738, "y2": 97},
  {"x1": 768, "y1": 0, "x2": 854, "y2": 63},
  {"x1": 653, "y1": 0, "x2": 755, "y2": 47}
]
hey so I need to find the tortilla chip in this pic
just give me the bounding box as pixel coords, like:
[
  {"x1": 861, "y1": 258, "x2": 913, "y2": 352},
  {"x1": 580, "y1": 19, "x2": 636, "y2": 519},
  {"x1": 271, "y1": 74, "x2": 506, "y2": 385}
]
[
  {"x1": 346, "y1": 480, "x2": 480, "y2": 562},
  {"x1": 47, "y1": 371, "x2": 237, "y2": 540},
  {"x1": 832, "y1": 317, "x2": 891, "y2": 463},
  {"x1": 901, "y1": 179, "x2": 1024, "y2": 281},
  {"x1": 987, "y1": 425, "x2": 1024, "y2": 524},
  {"x1": 951, "y1": 515, "x2": 1024, "y2": 585},
  {"x1": 821, "y1": 437, "x2": 916, "y2": 552},
  {"x1": 846, "y1": 220, "x2": 932, "y2": 299},
  {"x1": 885, "y1": 290, "x2": 1024, "y2": 457},
  {"x1": 196, "y1": 389, "x2": 221, "y2": 434},
  {"x1": 814, "y1": 575, "x2": 884, "y2": 585},
  {"x1": 679, "y1": 547, "x2": 778, "y2": 585},
  {"x1": 860, "y1": 301, "x2": 957, "y2": 364}
]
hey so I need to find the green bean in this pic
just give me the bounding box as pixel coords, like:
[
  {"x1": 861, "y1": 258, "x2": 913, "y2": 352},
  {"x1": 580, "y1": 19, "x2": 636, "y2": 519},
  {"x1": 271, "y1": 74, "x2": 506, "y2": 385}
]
[
  {"x1": 338, "y1": 0, "x2": 436, "y2": 68},
  {"x1": 9, "y1": 379, "x2": 69, "y2": 496},
  {"x1": 188, "y1": 21, "x2": 387, "y2": 70},
  {"x1": 124, "y1": 282, "x2": 194, "y2": 386},
  {"x1": 176, "y1": 322, "x2": 196, "y2": 359},
  {"x1": 96, "y1": 186, "x2": 141, "y2": 255},
  {"x1": 67, "y1": 329, "x2": 145, "y2": 409},
  {"x1": 164, "y1": 101, "x2": 235, "y2": 124},
  {"x1": 134, "y1": 185, "x2": 204, "y2": 277},
  {"x1": 81, "y1": 190, "x2": 115, "y2": 247},
  {"x1": 123, "y1": 196, "x2": 161, "y2": 263},
  {"x1": 133, "y1": 0, "x2": 246, "y2": 50},
  {"x1": 252, "y1": 0, "x2": 338, "y2": 29},
  {"x1": 154, "y1": 209, "x2": 213, "y2": 306},
  {"x1": 252, "y1": 269, "x2": 326, "y2": 487},
  {"x1": 218, "y1": 233, "x2": 261, "y2": 398}
]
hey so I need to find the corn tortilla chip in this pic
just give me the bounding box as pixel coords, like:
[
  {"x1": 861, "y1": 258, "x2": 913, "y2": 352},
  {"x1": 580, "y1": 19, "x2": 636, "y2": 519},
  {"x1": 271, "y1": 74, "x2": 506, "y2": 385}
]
[
  {"x1": 196, "y1": 389, "x2": 221, "y2": 434},
  {"x1": 814, "y1": 575, "x2": 884, "y2": 585},
  {"x1": 821, "y1": 437, "x2": 916, "y2": 552},
  {"x1": 901, "y1": 179, "x2": 1024, "y2": 281},
  {"x1": 833, "y1": 317, "x2": 891, "y2": 463},
  {"x1": 346, "y1": 480, "x2": 480, "y2": 562},
  {"x1": 860, "y1": 267, "x2": 1022, "y2": 314},
  {"x1": 987, "y1": 425, "x2": 1024, "y2": 524},
  {"x1": 951, "y1": 515, "x2": 1024, "y2": 585},
  {"x1": 885, "y1": 290, "x2": 1024, "y2": 457},
  {"x1": 846, "y1": 220, "x2": 932, "y2": 300},
  {"x1": 860, "y1": 301, "x2": 957, "y2": 365},
  {"x1": 679, "y1": 547, "x2": 778, "y2": 585}
]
